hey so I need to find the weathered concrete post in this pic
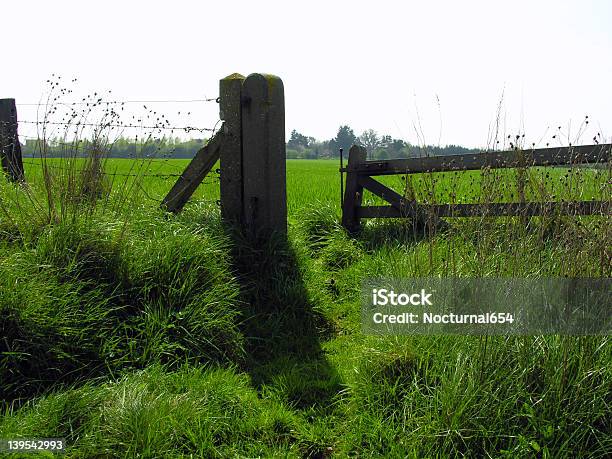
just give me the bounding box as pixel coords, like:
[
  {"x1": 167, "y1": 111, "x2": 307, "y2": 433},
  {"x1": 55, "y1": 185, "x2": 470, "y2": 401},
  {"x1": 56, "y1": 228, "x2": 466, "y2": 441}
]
[
  {"x1": 219, "y1": 73, "x2": 245, "y2": 226},
  {"x1": 241, "y1": 73, "x2": 286, "y2": 238},
  {"x1": 0, "y1": 99, "x2": 25, "y2": 182}
]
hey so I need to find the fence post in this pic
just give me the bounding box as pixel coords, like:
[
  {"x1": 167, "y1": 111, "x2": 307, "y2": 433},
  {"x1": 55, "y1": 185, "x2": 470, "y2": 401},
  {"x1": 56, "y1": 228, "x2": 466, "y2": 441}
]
[
  {"x1": 241, "y1": 73, "x2": 286, "y2": 238},
  {"x1": 0, "y1": 99, "x2": 25, "y2": 182},
  {"x1": 341, "y1": 145, "x2": 367, "y2": 233},
  {"x1": 219, "y1": 73, "x2": 245, "y2": 226}
]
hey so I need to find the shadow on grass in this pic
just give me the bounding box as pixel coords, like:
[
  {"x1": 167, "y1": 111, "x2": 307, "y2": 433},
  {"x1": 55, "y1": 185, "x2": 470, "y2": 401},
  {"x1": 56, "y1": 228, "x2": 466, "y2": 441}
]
[
  {"x1": 355, "y1": 217, "x2": 449, "y2": 251},
  {"x1": 227, "y1": 227, "x2": 343, "y2": 413}
]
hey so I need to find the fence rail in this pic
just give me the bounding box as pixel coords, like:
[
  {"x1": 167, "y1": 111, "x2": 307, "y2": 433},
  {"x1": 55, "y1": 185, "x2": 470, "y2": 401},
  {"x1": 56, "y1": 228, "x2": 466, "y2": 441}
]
[
  {"x1": 346, "y1": 144, "x2": 610, "y2": 176},
  {"x1": 357, "y1": 201, "x2": 609, "y2": 218}
]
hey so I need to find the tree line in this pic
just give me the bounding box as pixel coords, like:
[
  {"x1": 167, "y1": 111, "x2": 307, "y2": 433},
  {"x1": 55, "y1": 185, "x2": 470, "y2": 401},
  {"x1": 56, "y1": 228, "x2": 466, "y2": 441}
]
[
  {"x1": 21, "y1": 137, "x2": 207, "y2": 159},
  {"x1": 20, "y1": 126, "x2": 479, "y2": 159},
  {"x1": 287, "y1": 126, "x2": 480, "y2": 159}
]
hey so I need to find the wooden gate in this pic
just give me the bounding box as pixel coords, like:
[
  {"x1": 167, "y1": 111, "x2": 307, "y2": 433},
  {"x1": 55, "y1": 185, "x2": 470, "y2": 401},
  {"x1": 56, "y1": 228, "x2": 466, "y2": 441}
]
[{"x1": 341, "y1": 144, "x2": 611, "y2": 232}]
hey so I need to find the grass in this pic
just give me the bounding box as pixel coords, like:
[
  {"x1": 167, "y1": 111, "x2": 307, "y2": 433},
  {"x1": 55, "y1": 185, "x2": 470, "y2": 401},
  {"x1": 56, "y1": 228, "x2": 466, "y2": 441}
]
[{"x1": 0, "y1": 155, "x2": 610, "y2": 458}]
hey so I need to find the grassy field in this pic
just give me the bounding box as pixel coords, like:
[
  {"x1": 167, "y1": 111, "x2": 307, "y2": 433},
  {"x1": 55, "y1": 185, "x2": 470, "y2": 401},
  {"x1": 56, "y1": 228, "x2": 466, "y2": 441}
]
[{"x1": 0, "y1": 157, "x2": 610, "y2": 457}]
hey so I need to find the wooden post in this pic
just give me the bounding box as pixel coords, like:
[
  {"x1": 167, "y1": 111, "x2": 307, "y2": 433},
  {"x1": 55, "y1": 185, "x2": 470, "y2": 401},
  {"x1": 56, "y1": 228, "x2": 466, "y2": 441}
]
[
  {"x1": 0, "y1": 99, "x2": 25, "y2": 182},
  {"x1": 219, "y1": 73, "x2": 245, "y2": 226},
  {"x1": 341, "y1": 145, "x2": 367, "y2": 232},
  {"x1": 241, "y1": 73, "x2": 286, "y2": 238}
]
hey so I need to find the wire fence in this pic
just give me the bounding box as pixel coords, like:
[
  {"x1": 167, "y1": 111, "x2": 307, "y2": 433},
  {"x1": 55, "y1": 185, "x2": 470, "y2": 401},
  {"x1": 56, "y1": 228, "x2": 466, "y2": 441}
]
[
  {"x1": 11, "y1": 95, "x2": 220, "y2": 134},
  {"x1": 16, "y1": 98, "x2": 218, "y2": 106},
  {"x1": 16, "y1": 133, "x2": 218, "y2": 163},
  {"x1": 21, "y1": 159, "x2": 220, "y2": 181},
  {"x1": 18, "y1": 120, "x2": 216, "y2": 133},
  {"x1": 4, "y1": 95, "x2": 223, "y2": 206},
  {"x1": 19, "y1": 158, "x2": 221, "y2": 206}
]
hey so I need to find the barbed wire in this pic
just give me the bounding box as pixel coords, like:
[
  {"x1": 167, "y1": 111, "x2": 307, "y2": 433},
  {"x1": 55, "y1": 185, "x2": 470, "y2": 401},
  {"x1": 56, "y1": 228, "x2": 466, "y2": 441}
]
[
  {"x1": 18, "y1": 139, "x2": 214, "y2": 164},
  {"x1": 136, "y1": 180, "x2": 220, "y2": 206},
  {"x1": 17, "y1": 128, "x2": 222, "y2": 176},
  {"x1": 16, "y1": 98, "x2": 219, "y2": 106},
  {"x1": 18, "y1": 143, "x2": 212, "y2": 175},
  {"x1": 9, "y1": 95, "x2": 222, "y2": 206},
  {"x1": 17, "y1": 120, "x2": 216, "y2": 133},
  {"x1": 18, "y1": 134, "x2": 210, "y2": 152}
]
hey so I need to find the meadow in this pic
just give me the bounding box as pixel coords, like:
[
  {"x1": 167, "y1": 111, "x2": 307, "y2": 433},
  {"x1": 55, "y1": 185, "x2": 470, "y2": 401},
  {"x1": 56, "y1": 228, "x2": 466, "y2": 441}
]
[{"x1": 0, "y1": 157, "x2": 610, "y2": 457}]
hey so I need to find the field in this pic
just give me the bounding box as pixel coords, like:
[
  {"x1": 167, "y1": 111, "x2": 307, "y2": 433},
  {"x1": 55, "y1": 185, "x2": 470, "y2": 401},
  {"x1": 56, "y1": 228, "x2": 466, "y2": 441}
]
[{"x1": 0, "y1": 157, "x2": 610, "y2": 457}]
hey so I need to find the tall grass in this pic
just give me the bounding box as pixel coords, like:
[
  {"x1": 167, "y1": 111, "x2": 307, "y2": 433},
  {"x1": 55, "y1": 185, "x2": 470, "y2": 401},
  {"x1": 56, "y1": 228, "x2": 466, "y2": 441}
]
[{"x1": 1, "y1": 91, "x2": 610, "y2": 456}]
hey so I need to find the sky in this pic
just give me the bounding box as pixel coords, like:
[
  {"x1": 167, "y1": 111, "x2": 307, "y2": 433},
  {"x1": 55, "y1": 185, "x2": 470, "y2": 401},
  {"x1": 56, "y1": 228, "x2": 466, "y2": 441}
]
[{"x1": 2, "y1": 0, "x2": 611, "y2": 148}]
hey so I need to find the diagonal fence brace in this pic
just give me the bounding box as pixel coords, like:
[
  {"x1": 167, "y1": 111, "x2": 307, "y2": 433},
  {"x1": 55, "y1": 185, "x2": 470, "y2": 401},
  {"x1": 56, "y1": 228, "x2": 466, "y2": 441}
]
[{"x1": 161, "y1": 128, "x2": 225, "y2": 213}]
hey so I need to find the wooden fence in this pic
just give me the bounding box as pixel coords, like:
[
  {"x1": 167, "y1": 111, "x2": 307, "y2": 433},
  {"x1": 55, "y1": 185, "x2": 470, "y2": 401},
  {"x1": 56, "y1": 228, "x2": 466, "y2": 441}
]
[{"x1": 341, "y1": 144, "x2": 611, "y2": 232}]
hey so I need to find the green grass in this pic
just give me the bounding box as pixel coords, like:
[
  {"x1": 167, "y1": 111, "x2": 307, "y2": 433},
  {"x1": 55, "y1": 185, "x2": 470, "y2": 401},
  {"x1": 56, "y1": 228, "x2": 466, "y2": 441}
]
[{"x1": 0, "y1": 157, "x2": 610, "y2": 458}]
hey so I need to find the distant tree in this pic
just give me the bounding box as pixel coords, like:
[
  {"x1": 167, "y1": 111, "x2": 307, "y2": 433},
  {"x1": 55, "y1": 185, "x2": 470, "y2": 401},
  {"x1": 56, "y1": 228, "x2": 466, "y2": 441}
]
[
  {"x1": 380, "y1": 134, "x2": 393, "y2": 148},
  {"x1": 287, "y1": 129, "x2": 314, "y2": 150},
  {"x1": 304, "y1": 149, "x2": 318, "y2": 159},
  {"x1": 387, "y1": 138, "x2": 406, "y2": 157},
  {"x1": 286, "y1": 149, "x2": 300, "y2": 159},
  {"x1": 359, "y1": 129, "x2": 380, "y2": 159},
  {"x1": 372, "y1": 147, "x2": 390, "y2": 160},
  {"x1": 329, "y1": 125, "x2": 357, "y2": 157},
  {"x1": 312, "y1": 140, "x2": 333, "y2": 158},
  {"x1": 390, "y1": 138, "x2": 406, "y2": 152}
]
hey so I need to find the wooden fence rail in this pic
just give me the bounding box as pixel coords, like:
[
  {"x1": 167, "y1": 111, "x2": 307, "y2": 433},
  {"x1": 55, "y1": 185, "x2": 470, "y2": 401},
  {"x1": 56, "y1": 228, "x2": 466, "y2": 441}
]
[
  {"x1": 342, "y1": 144, "x2": 611, "y2": 232},
  {"x1": 351, "y1": 144, "x2": 609, "y2": 176}
]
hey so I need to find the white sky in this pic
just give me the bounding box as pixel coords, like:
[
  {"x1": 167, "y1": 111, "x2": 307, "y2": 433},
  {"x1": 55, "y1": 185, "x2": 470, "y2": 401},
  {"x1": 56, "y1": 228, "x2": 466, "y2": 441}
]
[{"x1": 2, "y1": 0, "x2": 611, "y2": 148}]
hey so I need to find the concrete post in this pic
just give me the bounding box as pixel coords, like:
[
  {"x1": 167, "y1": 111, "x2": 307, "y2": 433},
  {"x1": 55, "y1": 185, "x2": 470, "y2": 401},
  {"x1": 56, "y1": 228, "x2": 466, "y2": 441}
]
[
  {"x1": 219, "y1": 73, "x2": 245, "y2": 226},
  {"x1": 241, "y1": 73, "x2": 286, "y2": 238}
]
